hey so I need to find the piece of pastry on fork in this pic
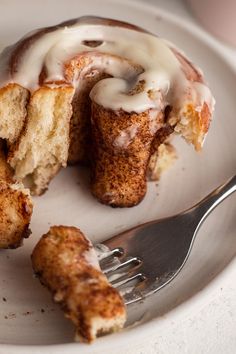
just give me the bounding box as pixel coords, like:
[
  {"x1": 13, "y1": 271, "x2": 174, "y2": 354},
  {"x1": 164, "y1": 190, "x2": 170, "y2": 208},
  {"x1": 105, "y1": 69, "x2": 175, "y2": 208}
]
[{"x1": 31, "y1": 226, "x2": 126, "y2": 342}]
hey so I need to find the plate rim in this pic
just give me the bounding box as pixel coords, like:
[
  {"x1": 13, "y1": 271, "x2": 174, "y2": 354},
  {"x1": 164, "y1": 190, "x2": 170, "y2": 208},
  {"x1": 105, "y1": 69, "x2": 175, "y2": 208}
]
[{"x1": 0, "y1": 0, "x2": 236, "y2": 351}]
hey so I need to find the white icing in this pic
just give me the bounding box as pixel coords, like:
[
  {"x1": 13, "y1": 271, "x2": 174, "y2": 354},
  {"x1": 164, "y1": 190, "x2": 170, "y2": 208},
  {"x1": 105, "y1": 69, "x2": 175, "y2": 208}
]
[
  {"x1": 113, "y1": 123, "x2": 139, "y2": 149},
  {"x1": 83, "y1": 246, "x2": 101, "y2": 270},
  {"x1": 0, "y1": 20, "x2": 214, "y2": 115}
]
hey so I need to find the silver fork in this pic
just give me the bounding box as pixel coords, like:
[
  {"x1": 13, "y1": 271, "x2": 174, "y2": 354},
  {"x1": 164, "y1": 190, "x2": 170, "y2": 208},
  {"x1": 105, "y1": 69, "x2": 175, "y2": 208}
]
[{"x1": 96, "y1": 175, "x2": 236, "y2": 304}]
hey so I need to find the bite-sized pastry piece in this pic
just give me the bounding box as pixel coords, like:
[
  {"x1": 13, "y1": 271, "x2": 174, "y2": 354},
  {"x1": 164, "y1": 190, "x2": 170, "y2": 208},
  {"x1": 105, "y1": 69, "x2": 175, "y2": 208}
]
[
  {"x1": 0, "y1": 142, "x2": 33, "y2": 249},
  {"x1": 31, "y1": 226, "x2": 126, "y2": 342},
  {"x1": 0, "y1": 16, "x2": 214, "y2": 203}
]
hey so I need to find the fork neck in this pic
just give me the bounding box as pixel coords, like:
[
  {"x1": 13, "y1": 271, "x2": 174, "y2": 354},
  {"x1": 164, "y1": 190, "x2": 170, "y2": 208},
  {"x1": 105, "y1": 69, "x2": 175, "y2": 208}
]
[{"x1": 190, "y1": 175, "x2": 236, "y2": 223}]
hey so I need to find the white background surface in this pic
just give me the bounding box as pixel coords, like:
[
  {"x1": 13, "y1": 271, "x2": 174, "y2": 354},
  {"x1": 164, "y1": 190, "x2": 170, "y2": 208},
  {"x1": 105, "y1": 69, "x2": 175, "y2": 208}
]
[{"x1": 116, "y1": 1, "x2": 236, "y2": 353}]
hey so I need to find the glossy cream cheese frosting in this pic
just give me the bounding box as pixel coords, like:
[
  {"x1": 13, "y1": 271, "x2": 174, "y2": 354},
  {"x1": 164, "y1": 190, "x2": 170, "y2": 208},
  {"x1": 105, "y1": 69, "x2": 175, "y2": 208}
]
[{"x1": 0, "y1": 18, "x2": 214, "y2": 114}]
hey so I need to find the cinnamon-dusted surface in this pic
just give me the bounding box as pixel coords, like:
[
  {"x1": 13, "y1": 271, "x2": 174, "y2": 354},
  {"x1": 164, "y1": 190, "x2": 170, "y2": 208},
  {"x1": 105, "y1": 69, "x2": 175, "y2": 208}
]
[
  {"x1": 31, "y1": 226, "x2": 126, "y2": 342},
  {"x1": 91, "y1": 102, "x2": 165, "y2": 206}
]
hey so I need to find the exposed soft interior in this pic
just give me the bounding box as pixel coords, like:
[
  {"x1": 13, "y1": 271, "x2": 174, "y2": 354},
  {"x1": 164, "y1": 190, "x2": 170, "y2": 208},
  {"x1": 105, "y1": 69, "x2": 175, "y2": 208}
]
[
  {"x1": 75, "y1": 316, "x2": 125, "y2": 342},
  {"x1": 147, "y1": 142, "x2": 177, "y2": 181},
  {"x1": 0, "y1": 84, "x2": 29, "y2": 143},
  {"x1": 173, "y1": 103, "x2": 210, "y2": 151},
  {"x1": 8, "y1": 86, "x2": 74, "y2": 194}
]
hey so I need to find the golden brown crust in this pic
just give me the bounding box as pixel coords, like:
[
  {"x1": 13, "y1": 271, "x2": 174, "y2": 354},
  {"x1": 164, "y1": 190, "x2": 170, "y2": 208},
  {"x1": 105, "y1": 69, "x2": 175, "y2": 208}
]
[
  {"x1": 0, "y1": 142, "x2": 13, "y2": 182},
  {"x1": 0, "y1": 142, "x2": 33, "y2": 249},
  {"x1": 31, "y1": 226, "x2": 126, "y2": 342},
  {"x1": 0, "y1": 184, "x2": 32, "y2": 248},
  {"x1": 199, "y1": 102, "x2": 211, "y2": 134},
  {"x1": 0, "y1": 83, "x2": 29, "y2": 144}
]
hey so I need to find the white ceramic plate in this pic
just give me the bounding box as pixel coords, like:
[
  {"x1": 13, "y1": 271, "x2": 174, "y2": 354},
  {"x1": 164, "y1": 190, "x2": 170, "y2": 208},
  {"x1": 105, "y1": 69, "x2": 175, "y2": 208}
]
[{"x1": 0, "y1": 0, "x2": 236, "y2": 353}]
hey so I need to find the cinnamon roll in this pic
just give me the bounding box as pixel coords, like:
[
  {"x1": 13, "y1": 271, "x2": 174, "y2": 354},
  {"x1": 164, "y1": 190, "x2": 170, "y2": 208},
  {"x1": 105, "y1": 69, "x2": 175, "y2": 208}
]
[{"x1": 0, "y1": 16, "x2": 214, "y2": 206}]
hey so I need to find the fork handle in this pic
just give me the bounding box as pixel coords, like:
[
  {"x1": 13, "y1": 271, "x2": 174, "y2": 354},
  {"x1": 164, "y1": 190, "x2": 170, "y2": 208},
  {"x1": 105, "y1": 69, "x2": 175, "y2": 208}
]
[{"x1": 192, "y1": 175, "x2": 236, "y2": 222}]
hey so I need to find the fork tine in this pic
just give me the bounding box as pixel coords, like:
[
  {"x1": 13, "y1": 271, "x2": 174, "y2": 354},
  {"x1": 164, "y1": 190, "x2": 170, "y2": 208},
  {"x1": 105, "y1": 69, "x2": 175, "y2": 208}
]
[
  {"x1": 103, "y1": 256, "x2": 142, "y2": 274},
  {"x1": 112, "y1": 273, "x2": 146, "y2": 288},
  {"x1": 97, "y1": 242, "x2": 176, "y2": 304},
  {"x1": 96, "y1": 244, "x2": 147, "y2": 303},
  {"x1": 97, "y1": 244, "x2": 181, "y2": 304}
]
